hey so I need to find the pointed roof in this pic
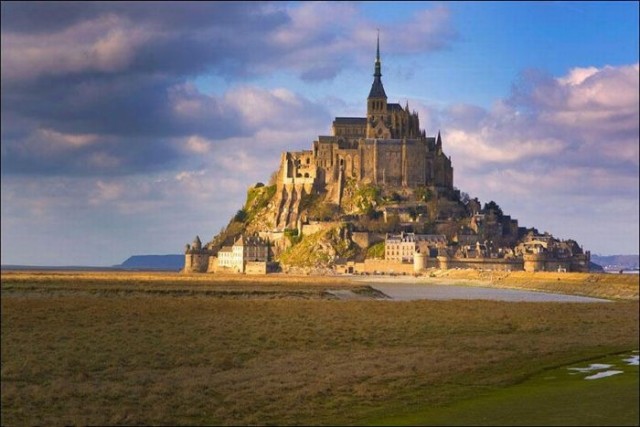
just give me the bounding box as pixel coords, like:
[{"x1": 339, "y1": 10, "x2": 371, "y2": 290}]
[{"x1": 368, "y1": 31, "x2": 387, "y2": 99}]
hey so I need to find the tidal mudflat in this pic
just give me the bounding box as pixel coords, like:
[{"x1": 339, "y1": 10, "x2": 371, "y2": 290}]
[{"x1": 367, "y1": 283, "x2": 612, "y2": 302}]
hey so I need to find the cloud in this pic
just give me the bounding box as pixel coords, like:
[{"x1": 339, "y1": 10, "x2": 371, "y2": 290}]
[
  {"x1": 183, "y1": 136, "x2": 212, "y2": 154},
  {"x1": 439, "y1": 63, "x2": 638, "y2": 187},
  {"x1": 1, "y1": 14, "x2": 148, "y2": 81},
  {"x1": 1, "y1": 80, "x2": 329, "y2": 176},
  {"x1": 269, "y1": 3, "x2": 457, "y2": 81},
  {"x1": 4, "y1": 2, "x2": 451, "y2": 179},
  {"x1": 428, "y1": 63, "x2": 639, "y2": 251}
]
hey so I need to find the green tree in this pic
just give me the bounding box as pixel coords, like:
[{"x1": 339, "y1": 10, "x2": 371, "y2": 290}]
[
  {"x1": 483, "y1": 201, "x2": 504, "y2": 219},
  {"x1": 415, "y1": 186, "x2": 433, "y2": 202},
  {"x1": 234, "y1": 208, "x2": 248, "y2": 222}
]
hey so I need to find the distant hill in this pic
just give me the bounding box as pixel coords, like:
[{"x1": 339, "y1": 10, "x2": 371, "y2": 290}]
[
  {"x1": 589, "y1": 262, "x2": 605, "y2": 273},
  {"x1": 590, "y1": 254, "x2": 639, "y2": 272},
  {"x1": 116, "y1": 255, "x2": 184, "y2": 271}
]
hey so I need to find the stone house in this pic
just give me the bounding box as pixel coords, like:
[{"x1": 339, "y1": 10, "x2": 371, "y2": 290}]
[
  {"x1": 385, "y1": 232, "x2": 447, "y2": 262},
  {"x1": 215, "y1": 235, "x2": 269, "y2": 273}
]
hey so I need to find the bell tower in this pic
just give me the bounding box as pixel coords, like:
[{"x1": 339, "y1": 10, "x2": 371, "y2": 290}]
[{"x1": 366, "y1": 31, "x2": 390, "y2": 139}]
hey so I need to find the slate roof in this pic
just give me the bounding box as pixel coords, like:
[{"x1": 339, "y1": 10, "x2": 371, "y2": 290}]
[
  {"x1": 333, "y1": 117, "x2": 367, "y2": 125},
  {"x1": 368, "y1": 76, "x2": 387, "y2": 98}
]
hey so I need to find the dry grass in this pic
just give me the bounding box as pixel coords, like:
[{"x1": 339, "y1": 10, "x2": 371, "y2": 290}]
[
  {"x1": 0, "y1": 270, "x2": 359, "y2": 300},
  {"x1": 1, "y1": 271, "x2": 638, "y2": 425}
]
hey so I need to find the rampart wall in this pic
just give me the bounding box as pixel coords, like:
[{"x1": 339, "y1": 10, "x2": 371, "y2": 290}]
[
  {"x1": 245, "y1": 262, "x2": 268, "y2": 275},
  {"x1": 444, "y1": 258, "x2": 524, "y2": 271}
]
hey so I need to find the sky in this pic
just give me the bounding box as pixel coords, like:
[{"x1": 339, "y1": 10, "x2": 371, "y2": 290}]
[{"x1": 1, "y1": 1, "x2": 638, "y2": 266}]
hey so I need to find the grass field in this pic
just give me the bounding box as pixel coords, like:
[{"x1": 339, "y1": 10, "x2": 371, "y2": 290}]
[
  {"x1": 373, "y1": 351, "x2": 639, "y2": 426},
  {"x1": 1, "y1": 271, "x2": 638, "y2": 425}
]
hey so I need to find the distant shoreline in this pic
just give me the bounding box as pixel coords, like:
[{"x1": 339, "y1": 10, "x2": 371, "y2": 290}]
[
  {"x1": 2, "y1": 265, "x2": 638, "y2": 274},
  {"x1": 0, "y1": 265, "x2": 181, "y2": 272}
]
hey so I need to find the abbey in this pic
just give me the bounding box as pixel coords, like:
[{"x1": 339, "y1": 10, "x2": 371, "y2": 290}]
[
  {"x1": 184, "y1": 36, "x2": 590, "y2": 275},
  {"x1": 275, "y1": 35, "x2": 453, "y2": 229}
]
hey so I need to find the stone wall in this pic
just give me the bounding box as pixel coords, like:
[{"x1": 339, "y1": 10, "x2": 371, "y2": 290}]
[
  {"x1": 207, "y1": 256, "x2": 218, "y2": 273},
  {"x1": 245, "y1": 261, "x2": 268, "y2": 275},
  {"x1": 358, "y1": 259, "x2": 415, "y2": 275},
  {"x1": 406, "y1": 142, "x2": 426, "y2": 186},
  {"x1": 376, "y1": 142, "x2": 403, "y2": 186},
  {"x1": 183, "y1": 253, "x2": 209, "y2": 273},
  {"x1": 444, "y1": 258, "x2": 524, "y2": 271}
]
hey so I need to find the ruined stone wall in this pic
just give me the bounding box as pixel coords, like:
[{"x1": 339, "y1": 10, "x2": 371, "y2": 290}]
[
  {"x1": 280, "y1": 152, "x2": 318, "y2": 186},
  {"x1": 315, "y1": 140, "x2": 334, "y2": 170}
]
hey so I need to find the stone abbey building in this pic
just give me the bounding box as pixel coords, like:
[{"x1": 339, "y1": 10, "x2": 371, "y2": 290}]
[
  {"x1": 275, "y1": 35, "x2": 453, "y2": 229},
  {"x1": 184, "y1": 36, "x2": 590, "y2": 274}
]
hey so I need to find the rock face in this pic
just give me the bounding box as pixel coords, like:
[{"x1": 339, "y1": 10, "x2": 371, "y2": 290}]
[{"x1": 184, "y1": 37, "x2": 591, "y2": 273}]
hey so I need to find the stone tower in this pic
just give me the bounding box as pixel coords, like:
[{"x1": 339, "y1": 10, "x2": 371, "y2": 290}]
[{"x1": 366, "y1": 31, "x2": 391, "y2": 139}]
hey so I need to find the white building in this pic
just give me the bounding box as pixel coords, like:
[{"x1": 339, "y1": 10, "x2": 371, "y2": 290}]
[
  {"x1": 216, "y1": 235, "x2": 269, "y2": 273},
  {"x1": 385, "y1": 232, "x2": 446, "y2": 262}
]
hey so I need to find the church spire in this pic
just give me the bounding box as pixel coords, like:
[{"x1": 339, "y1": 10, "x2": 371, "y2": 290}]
[
  {"x1": 375, "y1": 29, "x2": 381, "y2": 78},
  {"x1": 368, "y1": 30, "x2": 387, "y2": 99}
]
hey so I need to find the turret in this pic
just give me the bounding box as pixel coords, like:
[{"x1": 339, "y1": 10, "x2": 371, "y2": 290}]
[{"x1": 192, "y1": 235, "x2": 202, "y2": 251}]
